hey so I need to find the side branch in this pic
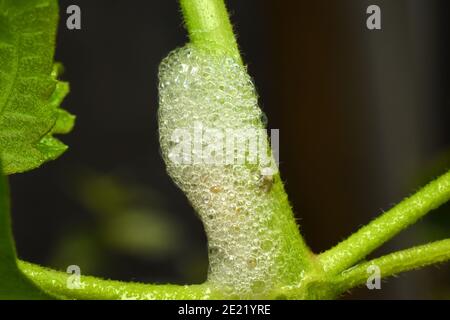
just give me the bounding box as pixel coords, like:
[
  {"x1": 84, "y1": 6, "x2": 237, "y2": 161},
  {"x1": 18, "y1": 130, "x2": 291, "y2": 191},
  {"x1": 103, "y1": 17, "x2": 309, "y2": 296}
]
[
  {"x1": 333, "y1": 239, "x2": 450, "y2": 293},
  {"x1": 319, "y1": 171, "x2": 450, "y2": 274},
  {"x1": 19, "y1": 261, "x2": 221, "y2": 300}
]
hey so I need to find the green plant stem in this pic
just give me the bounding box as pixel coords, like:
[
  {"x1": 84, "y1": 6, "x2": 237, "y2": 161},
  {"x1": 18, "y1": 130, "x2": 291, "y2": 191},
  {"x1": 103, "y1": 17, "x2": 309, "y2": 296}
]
[
  {"x1": 19, "y1": 261, "x2": 222, "y2": 300},
  {"x1": 333, "y1": 239, "x2": 450, "y2": 293},
  {"x1": 319, "y1": 170, "x2": 450, "y2": 275},
  {"x1": 179, "y1": 0, "x2": 242, "y2": 63},
  {"x1": 0, "y1": 162, "x2": 52, "y2": 299},
  {"x1": 177, "y1": 0, "x2": 316, "y2": 296}
]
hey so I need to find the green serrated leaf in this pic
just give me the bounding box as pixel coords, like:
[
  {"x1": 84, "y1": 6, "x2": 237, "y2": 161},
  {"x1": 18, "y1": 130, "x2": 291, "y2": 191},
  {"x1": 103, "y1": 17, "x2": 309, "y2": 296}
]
[{"x1": 0, "y1": 0, "x2": 74, "y2": 175}]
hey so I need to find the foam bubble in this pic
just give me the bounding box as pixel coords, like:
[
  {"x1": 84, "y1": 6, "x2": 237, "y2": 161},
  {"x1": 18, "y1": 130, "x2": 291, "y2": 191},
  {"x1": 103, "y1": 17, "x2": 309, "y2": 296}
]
[{"x1": 158, "y1": 45, "x2": 286, "y2": 297}]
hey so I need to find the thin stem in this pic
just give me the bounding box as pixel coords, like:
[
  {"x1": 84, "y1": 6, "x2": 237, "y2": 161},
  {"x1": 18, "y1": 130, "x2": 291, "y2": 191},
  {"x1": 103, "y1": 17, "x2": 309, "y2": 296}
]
[
  {"x1": 333, "y1": 239, "x2": 450, "y2": 293},
  {"x1": 179, "y1": 0, "x2": 242, "y2": 63},
  {"x1": 0, "y1": 162, "x2": 53, "y2": 299},
  {"x1": 19, "y1": 261, "x2": 221, "y2": 300},
  {"x1": 318, "y1": 170, "x2": 450, "y2": 275}
]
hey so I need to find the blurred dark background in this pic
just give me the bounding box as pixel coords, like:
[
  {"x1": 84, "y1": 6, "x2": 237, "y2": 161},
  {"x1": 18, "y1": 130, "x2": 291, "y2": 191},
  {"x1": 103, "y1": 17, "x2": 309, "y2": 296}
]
[{"x1": 9, "y1": 0, "x2": 450, "y2": 299}]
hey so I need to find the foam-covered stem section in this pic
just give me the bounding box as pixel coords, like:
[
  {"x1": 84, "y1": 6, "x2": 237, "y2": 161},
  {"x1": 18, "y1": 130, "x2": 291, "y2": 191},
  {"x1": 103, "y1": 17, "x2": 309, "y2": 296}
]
[{"x1": 158, "y1": 45, "x2": 313, "y2": 297}]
